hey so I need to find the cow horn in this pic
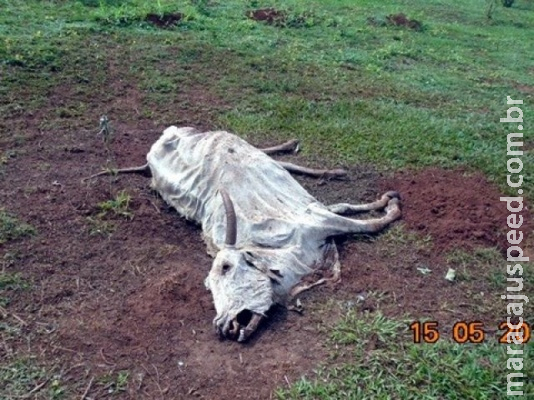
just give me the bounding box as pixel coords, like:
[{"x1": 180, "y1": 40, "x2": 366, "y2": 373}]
[{"x1": 220, "y1": 190, "x2": 237, "y2": 246}]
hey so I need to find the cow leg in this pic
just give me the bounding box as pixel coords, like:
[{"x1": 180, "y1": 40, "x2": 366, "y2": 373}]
[
  {"x1": 327, "y1": 191, "x2": 400, "y2": 215},
  {"x1": 289, "y1": 260, "x2": 341, "y2": 299},
  {"x1": 260, "y1": 139, "x2": 299, "y2": 155},
  {"x1": 259, "y1": 140, "x2": 347, "y2": 179},
  {"x1": 311, "y1": 192, "x2": 401, "y2": 237},
  {"x1": 277, "y1": 161, "x2": 347, "y2": 179}
]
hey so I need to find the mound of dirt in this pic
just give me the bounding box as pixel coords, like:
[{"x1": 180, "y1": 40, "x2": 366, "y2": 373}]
[
  {"x1": 368, "y1": 13, "x2": 423, "y2": 31},
  {"x1": 145, "y1": 12, "x2": 182, "y2": 28},
  {"x1": 247, "y1": 8, "x2": 286, "y2": 26},
  {"x1": 386, "y1": 13, "x2": 423, "y2": 31},
  {"x1": 379, "y1": 168, "x2": 531, "y2": 255}
]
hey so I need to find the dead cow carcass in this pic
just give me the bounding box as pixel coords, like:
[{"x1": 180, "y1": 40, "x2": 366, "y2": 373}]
[{"x1": 87, "y1": 126, "x2": 401, "y2": 342}]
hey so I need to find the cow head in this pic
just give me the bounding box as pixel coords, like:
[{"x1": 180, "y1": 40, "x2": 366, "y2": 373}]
[{"x1": 205, "y1": 191, "x2": 283, "y2": 342}]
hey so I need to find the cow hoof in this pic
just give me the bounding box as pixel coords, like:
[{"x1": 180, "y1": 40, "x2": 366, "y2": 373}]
[
  {"x1": 385, "y1": 191, "x2": 401, "y2": 200},
  {"x1": 386, "y1": 197, "x2": 401, "y2": 214}
]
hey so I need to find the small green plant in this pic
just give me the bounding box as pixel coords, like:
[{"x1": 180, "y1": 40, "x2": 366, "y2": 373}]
[
  {"x1": 0, "y1": 150, "x2": 17, "y2": 176},
  {"x1": 0, "y1": 272, "x2": 28, "y2": 291},
  {"x1": 115, "y1": 370, "x2": 129, "y2": 392},
  {"x1": 97, "y1": 190, "x2": 133, "y2": 219},
  {"x1": 100, "y1": 370, "x2": 130, "y2": 394},
  {"x1": 0, "y1": 150, "x2": 17, "y2": 166},
  {"x1": 86, "y1": 217, "x2": 117, "y2": 236},
  {"x1": 1, "y1": 276, "x2": 27, "y2": 298},
  {"x1": 0, "y1": 359, "x2": 63, "y2": 399},
  {"x1": 0, "y1": 209, "x2": 36, "y2": 244},
  {"x1": 86, "y1": 191, "x2": 132, "y2": 235}
]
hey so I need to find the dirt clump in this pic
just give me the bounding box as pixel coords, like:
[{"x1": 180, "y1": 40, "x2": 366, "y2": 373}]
[
  {"x1": 247, "y1": 8, "x2": 286, "y2": 26},
  {"x1": 386, "y1": 13, "x2": 423, "y2": 31},
  {"x1": 379, "y1": 168, "x2": 531, "y2": 255},
  {"x1": 145, "y1": 12, "x2": 183, "y2": 28},
  {"x1": 369, "y1": 13, "x2": 423, "y2": 31}
]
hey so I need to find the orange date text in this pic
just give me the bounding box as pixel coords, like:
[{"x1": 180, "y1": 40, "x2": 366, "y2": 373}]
[{"x1": 409, "y1": 321, "x2": 531, "y2": 344}]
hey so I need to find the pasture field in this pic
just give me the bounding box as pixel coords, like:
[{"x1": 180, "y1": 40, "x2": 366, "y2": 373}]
[{"x1": 1, "y1": 0, "x2": 533, "y2": 398}]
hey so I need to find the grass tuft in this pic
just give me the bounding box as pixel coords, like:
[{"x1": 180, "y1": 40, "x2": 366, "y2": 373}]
[
  {"x1": 0, "y1": 210, "x2": 36, "y2": 244},
  {"x1": 0, "y1": 359, "x2": 64, "y2": 399},
  {"x1": 0, "y1": 272, "x2": 28, "y2": 291},
  {"x1": 277, "y1": 311, "x2": 533, "y2": 399},
  {"x1": 97, "y1": 190, "x2": 133, "y2": 220}
]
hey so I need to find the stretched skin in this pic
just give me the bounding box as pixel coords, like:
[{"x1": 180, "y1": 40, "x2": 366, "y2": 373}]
[
  {"x1": 147, "y1": 126, "x2": 341, "y2": 300},
  {"x1": 148, "y1": 127, "x2": 330, "y2": 251}
]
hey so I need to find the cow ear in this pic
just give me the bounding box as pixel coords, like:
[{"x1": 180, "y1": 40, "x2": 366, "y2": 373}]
[
  {"x1": 244, "y1": 251, "x2": 258, "y2": 269},
  {"x1": 244, "y1": 251, "x2": 283, "y2": 283},
  {"x1": 269, "y1": 268, "x2": 282, "y2": 278},
  {"x1": 267, "y1": 268, "x2": 283, "y2": 284}
]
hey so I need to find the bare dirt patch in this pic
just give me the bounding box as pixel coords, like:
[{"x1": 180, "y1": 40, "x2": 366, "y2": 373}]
[
  {"x1": 379, "y1": 168, "x2": 532, "y2": 255},
  {"x1": 2, "y1": 128, "x2": 529, "y2": 397},
  {"x1": 247, "y1": 8, "x2": 286, "y2": 26},
  {"x1": 247, "y1": 8, "x2": 313, "y2": 29},
  {"x1": 387, "y1": 13, "x2": 423, "y2": 31},
  {"x1": 368, "y1": 13, "x2": 423, "y2": 31},
  {"x1": 145, "y1": 13, "x2": 183, "y2": 28}
]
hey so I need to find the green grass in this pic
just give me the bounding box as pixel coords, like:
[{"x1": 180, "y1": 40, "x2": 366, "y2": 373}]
[
  {"x1": 0, "y1": 358, "x2": 64, "y2": 400},
  {"x1": 446, "y1": 247, "x2": 533, "y2": 296},
  {"x1": 376, "y1": 223, "x2": 433, "y2": 256},
  {"x1": 446, "y1": 248, "x2": 506, "y2": 286},
  {"x1": 86, "y1": 216, "x2": 117, "y2": 236},
  {"x1": 0, "y1": 150, "x2": 17, "y2": 171},
  {"x1": 84, "y1": 190, "x2": 133, "y2": 236},
  {"x1": 97, "y1": 190, "x2": 133, "y2": 219},
  {"x1": 0, "y1": 272, "x2": 28, "y2": 291},
  {"x1": 0, "y1": 209, "x2": 36, "y2": 244},
  {"x1": 98, "y1": 370, "x2": 130, "y2": 394},
  {"x1": 276, "y1": 310, "x2": 534, "y2": 399},
  {"x1": 1, "y1": 0, "x2": 533, "y2": 195}
]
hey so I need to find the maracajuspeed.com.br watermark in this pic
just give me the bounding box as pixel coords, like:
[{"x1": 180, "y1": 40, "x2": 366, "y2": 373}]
[{"x1": 500, "y1": 95, "x2": 528, "y2": 396}]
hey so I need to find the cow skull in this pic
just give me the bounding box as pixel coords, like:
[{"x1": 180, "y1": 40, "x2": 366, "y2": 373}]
[{"x1": 205, "y1": 190, "x2": 283, "y2": 342}]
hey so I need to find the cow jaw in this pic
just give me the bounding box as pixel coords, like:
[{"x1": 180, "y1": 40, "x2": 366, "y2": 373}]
[
  {"x1": 215, "y1": 310, "x2": 264, "y2": 342},
  {"x1": 208, "y1": 249, "x2": 273, "y2": 342}
]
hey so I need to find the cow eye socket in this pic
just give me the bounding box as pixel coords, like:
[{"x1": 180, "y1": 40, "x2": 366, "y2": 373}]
[{"x1": 222, "y1": 264, "x2": 231, "y2": 273}]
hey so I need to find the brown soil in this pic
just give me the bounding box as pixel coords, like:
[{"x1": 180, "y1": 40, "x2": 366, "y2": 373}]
[
  {"x1": 387, "y1": 13, "x2": 423, "y2": 31},
  {"x1": 379, "y1": 168, "x2": 532, "y2": 256},
  {"x1": 145, "y1": 13, "x2": 183, "y2": 28},
  {"x1": 1, "y1": 41, "x2": 530, "y2": 398},
  {"x1": 2, "y1": 133, "x2": 530, "y2": 397},
  {"x1": 368, "y1": 13, "x2": 423, "y2": 31},
  {"x1": 247, "y1": 8, "x2": 286, "y2": 26}
]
